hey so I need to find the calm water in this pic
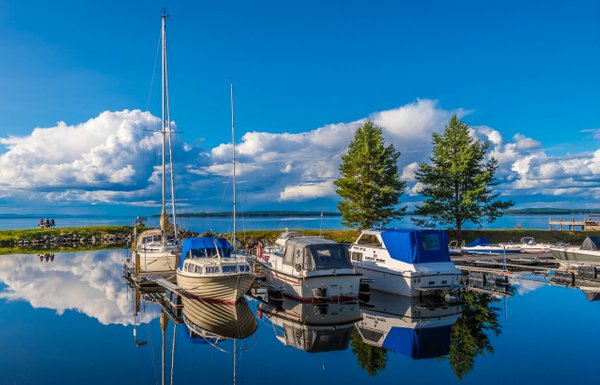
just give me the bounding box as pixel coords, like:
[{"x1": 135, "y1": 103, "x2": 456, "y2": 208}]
[
  {"x1": 0, "y1": 249, "x2": 599, "y2": 384},
  {"x1": 0, "y1": 213, "x2": 587, "y2": 232}
]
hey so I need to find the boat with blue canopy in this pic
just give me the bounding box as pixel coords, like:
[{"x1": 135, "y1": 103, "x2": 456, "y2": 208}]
[
  {"x1": 356, "y1": 290, "x2": 463, "y2": 359},
  {"x1": 176, "y1": 237, "x2": 255, "y2": 304},
  {"x1": 349, "y1": 229, "x2": 462, "y2": 297},
  {"x1": 462, "y1": 237, "x2": 522, "y2": 255}
]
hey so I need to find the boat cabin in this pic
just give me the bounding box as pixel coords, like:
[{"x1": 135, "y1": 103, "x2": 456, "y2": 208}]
[
  {"x1": 136, "y1": 229, "x2": 176, "y2": 251},
  {"x1": 351, "y1": 229, "x2": 451, "y2": 265},
  {"x1": 179, "y1": 237, "x2": 251, "y2": 275},
  {"x1": 279, "y1": 237, "x2": 353, "y2": 273}
]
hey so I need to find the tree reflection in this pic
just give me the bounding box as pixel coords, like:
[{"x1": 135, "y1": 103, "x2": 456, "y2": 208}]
[
  {"x1": 350, "y1": 328, "x2": 388, "y2": 376},
  {"x1": 448, "y1": 291, "x2": 502, "y2": 379}
]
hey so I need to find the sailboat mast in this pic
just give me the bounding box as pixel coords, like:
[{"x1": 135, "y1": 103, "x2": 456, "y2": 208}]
[
  {"x1": 160, "y1": 10, "x2": 168, "y2": 236},
  {"x1": 231, "y1": 82, "x2": 237, "y2": 247}
]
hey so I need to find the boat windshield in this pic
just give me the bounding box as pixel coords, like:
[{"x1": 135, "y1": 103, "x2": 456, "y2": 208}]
[
  {"x1": 189, "y1": 247, "x2": 232, "y2": 258},
  {"x1": 305, "y1": 244, "x2": 352, "y2": 271}
]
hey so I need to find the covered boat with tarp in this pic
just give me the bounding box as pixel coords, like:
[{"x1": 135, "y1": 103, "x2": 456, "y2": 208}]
[
  {"x1": 176, "y1": 237, "x2": 255, "y2": 303},
  {"x1": 356, "y1": 290, "x2": 463, "y2": 359},
  {"x1": 349, "y1": 229, "x2": 461, "y2": 297},
  {"x1": 462, "y1": 237, "x2": 522, "y2": 255},
  {"x1": 255, "y1": 232, "x2": 361, "y2": 301},
  {"x1": 551, "y1": 236, "x2": 600, "y2": 264}
]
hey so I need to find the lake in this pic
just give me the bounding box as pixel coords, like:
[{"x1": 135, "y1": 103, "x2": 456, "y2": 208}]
[
  {"x1": 0, "y1": 249, "x2": 598, "y2": 384},
  {"x1": 0, "y1": 213, "x2": 588, "y2": 232}
]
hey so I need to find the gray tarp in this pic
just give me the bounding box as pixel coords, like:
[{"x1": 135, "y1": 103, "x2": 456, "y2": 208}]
[
  {"x1": 580, "y1": 236, "x2": 600, "y2": 251},
  {"x1": 283, "y1": 236, "x2": 352, "y2": 271}
]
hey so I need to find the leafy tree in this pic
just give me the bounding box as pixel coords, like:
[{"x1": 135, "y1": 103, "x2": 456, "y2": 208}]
[
  {"x1": 448, "y1": 291, "x2": 502, "y2": 379},
  {"x1": 350, "y1": 328, "x2": 388, "y2": 376},
  {"x1": 335, "y1": 120, "x2": 406, "y2": 229},
  {"x1": 414, "y1": 115, "x2": 514, "y2": 237}
]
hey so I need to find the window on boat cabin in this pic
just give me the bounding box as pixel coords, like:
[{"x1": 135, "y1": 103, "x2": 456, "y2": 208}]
[
  {"x1": 421, "y1": 234, "x2": 441, "y2": 251},
  {"x1": 356, "y1": 234, "x2": 382, "y2": 247},
  {"x1": 351, "y1": 251, "x2": 363, "y2": 262},
  {"x1": 283, "y1": 245, "x2": 296, "y2": 265},
  {"x1": 305, "y1": 244, "x2": 352, "y2": 270}
]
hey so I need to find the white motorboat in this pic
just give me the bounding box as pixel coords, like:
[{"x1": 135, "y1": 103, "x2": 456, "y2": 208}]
[
  {"x1": 255, "y1": 232, "x2": 362, "y2": 302},
  {"x1": 550, "y1": 236, "x2": 600, "y2": 264},
  {"x1": 519, "y1": 237, "x2": 551, "y2": 254},
  {"x1": 131, "y1": 11, "x2": 180, "y2": 275},
  {"x1": 462, "y1": 237, "x2": 522, "y2": 255},
  {"x1": 356, "y1": 290, "x2": 463, "y2": 359},
  {"x1": 448, "y1": 240, "x2": 464, "y2": 256},
  {"x1": 177, "y1": 237, "x2": 255, "y2": 304},
  {"x1": 258, "y1": 297, "x2": 361, "y2": 353},
  {"x1": 349, "y1": 229, "x2": 461, "y2": 297}
]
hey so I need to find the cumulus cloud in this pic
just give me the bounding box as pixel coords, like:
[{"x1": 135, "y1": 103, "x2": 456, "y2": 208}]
[
  {"x1": 0, "y1": 250, "x2": 159, "y2": 325},
  {"x1": 1, "y1": 101, "x2": 599, "y2": 211}
]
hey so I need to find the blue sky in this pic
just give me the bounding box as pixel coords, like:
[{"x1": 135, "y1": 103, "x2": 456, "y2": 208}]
[{"x1": 0, "y1": 0, "x2": 599, "y2": 215}]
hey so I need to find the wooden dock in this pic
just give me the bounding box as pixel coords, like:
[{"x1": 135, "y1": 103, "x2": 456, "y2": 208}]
[{"x1": 548, "y1": 216, "x2": 600, "y2": 230}]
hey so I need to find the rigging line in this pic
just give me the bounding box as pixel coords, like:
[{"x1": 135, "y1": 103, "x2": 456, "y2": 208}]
[
  {"x1": 165, "y1": 37, "x2": 178, "y2": 240},
  {"x1": 146, "y1": 29, "x2": 163, "y2": 112}
]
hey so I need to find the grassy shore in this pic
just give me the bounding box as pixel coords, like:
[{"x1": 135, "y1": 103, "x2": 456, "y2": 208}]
[{"x1": 1, "y1": 226, "x2": 599, "y2": 255}]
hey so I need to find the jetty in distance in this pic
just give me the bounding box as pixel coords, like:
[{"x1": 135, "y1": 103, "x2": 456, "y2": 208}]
[{"x1": 548, "y1": 215, "x2": 600, "y2": 231}]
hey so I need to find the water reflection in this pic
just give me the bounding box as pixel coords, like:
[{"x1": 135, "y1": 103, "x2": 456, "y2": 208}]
[
  {"x1": 0, "y1": 250, "x2": 158, "y2": 325},
  {"x1": 258, "y1": 297, "x2": 361, "y2": 353}
]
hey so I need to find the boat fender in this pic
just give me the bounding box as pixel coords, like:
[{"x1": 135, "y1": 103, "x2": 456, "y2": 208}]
[{"x1": 257, "y1": 241, "x2": 263, "y2": 258}]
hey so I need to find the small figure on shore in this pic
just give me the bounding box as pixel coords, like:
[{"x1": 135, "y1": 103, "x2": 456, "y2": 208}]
[
  {"x1": 45, "y1": 218, "x2": 50, "y2": 228},
  {"x1": 39, "y1": 218, "x2": 44, "y2": 228},
  {"x1": 50, "y1": 218, "x2": 55, "y2": 228}
]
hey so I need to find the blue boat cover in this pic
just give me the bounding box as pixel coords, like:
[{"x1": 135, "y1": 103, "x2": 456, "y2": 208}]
[
  {"x1": 180, "y1": 237, "x2": 232, "y2": 268},
  {"x1": 382, "y1": 325, "x2": 452, "y2": 359},
  {"x1": 380, "y1": 229, "x2": 450, "y2": 264},
  {"x1": 465, "y1": 237, "x2": 493, "y2": 247}
]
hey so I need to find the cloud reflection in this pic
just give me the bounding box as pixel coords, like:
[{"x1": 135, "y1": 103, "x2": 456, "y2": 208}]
[{"x1": 0, "y1": 250, "x2": 159, "y2": 326}]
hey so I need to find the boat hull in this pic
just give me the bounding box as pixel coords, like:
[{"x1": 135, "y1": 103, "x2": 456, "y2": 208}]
[
  {"x1": 176, "y1": 272, "x2": 255, "y2": 304},
  {"x1": 551, "y1": 248, "x2": 600, "y2": 264},
  {"x1": 133, "y1": 251, "x2": 178, "y2": 274},
  {"x1": 263, "y1": 267, "x2": 361, "y2": 302},
  {"x1": 182, "y1": 296, "x2": 257, "y2": 339},
  {"x1": 354, "y1": 265, "x2": 460, "y2": 297},
  {"x1": 462, "y1": 247, "x2": 522, "y2": 255}
]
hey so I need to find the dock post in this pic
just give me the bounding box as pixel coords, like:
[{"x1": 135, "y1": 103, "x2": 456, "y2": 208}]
[{"x1": 549, "y1": 217, "x2": 552, "y2": 230}]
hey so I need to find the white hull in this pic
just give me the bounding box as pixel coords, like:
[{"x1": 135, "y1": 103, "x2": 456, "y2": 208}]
[
  {"x1": 182, "y1": 296, "x2": 257, "y2": 339},
  {"x1": 177, "y1": 272, "x2": 255, "y2": 303},
  {"x1": 132, "y1": 250, "x2": 178, "y2": 274},
  {"x1": 355, "y1": 264, "x2": 460, "y2": 297},
  {"x1": 262, "y1": 265, "x2": 361, "y2": 301}
]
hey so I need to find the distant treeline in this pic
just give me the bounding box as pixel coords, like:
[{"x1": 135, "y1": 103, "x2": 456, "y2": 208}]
[
  {"x1": 172, "y1": 211, "x2": 342, "y2": 218},
  {"x1": 504, "y1": 208, "x2": 600, "y2": 215}
]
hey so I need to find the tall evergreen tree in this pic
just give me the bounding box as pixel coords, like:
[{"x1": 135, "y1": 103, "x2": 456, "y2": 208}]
[
  {"x1": 334, "y1": 120, "x2": 406, "y2": 229},
  {"x1": 414, "y1": 115, "x2": 514, "y2": 237},
  {"x1": 350, "y1": 328, "x2": 388, "y2": 376}
]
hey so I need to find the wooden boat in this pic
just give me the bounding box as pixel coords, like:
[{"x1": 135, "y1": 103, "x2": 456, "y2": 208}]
[
  {"x1": 177, "y1": 237, "x2": 255, "y2": 304},
  {"x1": 131, "y1": 11, "x2": 180, "y2": 275}
]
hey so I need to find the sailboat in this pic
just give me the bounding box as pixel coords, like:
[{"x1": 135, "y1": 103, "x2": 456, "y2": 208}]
[
  {"x1": 176, "y1": 83, "x2": 255, "y2": 303},
  {"x1": 131, "y1": 10, "x2": 180, "y2": 276}
]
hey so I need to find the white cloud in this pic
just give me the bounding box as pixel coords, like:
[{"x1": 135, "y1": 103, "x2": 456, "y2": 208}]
[{"x1": 279, "y1": 181, "x2": 336, "y2": 201}]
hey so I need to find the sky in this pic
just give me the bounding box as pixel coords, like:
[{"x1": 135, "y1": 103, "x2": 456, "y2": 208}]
[{"x1": 0, "y1": 0, "x2": 599, "y2": 216}]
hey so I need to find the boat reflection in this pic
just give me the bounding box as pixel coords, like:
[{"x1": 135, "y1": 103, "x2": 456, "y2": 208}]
[
  {"x1": 356, "y1": 290, "x2": 463, "y2": 359},
  {"x1": 182, "y1": 295, "x2": 258, "y2": 342},
  {"x1": 259, "y1": 296, "x2": 361, "y2": 353}
]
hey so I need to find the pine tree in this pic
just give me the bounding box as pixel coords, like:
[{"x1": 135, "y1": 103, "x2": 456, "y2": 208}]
[
  {"x1": 414, "y1": 115, "x2": 514, "y2": 237},
  {"x1": 334, "y1": 120, "x2": 406, "y2": 229}
]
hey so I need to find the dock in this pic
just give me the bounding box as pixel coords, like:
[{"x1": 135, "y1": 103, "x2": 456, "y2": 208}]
[{"x1": 548, "y1": 216, "x2": 600, "y2": 230}]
